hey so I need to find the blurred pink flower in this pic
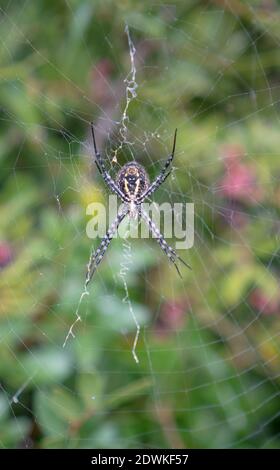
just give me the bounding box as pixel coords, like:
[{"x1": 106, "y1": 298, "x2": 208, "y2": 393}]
[
  {"x1": 155, "y1": 298, "x2": 189, "y2": 337},
  {"x1": 0, "y1": 242, "x2": 13, "y2": 268},
  {"x1": 250, "y1": 288, "x2": 279, "y2": 315},
  {"x1": 90, "y1": 59, "x2": 114, "y2": 105},
  {"x1": 219, "y1": 144, "x2": 263, "y2": 204}
]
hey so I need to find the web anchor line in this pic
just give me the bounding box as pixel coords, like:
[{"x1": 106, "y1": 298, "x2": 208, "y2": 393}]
[
  {"x1": 62, "y1": 286, "x2": 89, "y2": 348},
  {"x1": 119, "y1": 233, "x2": 140, "y2": 365},
  {"x1": 113, "y1": 24, "x2": 138, "y2": 159}
]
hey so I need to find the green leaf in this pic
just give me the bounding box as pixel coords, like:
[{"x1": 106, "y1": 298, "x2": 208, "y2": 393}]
[
  {"x1": 95, "y1": 295, "x2": 149, "y2": 331},
  {"x1": 0, "y1": 395, "x2": 9, "y2": 423},
  {"x1": 0, "y1": 417, "x2": 31, "y2": 448},
  {"x1": 77, "y1": 373, "x2": 105, "y2": 410},
  {"x1": 34, "y1": 390, "x2": 69, "y2": 437},
  {"x1": 49, "y1": 388, "x2": 84, "y2": 421},
  {"x1": 21, "y1": 348, "x2": 73, "y2": 386}
]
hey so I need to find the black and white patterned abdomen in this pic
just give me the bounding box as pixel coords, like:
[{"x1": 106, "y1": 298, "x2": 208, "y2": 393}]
[{"x1": 116, "y1": 162, "x2": 149, "y2": 200}]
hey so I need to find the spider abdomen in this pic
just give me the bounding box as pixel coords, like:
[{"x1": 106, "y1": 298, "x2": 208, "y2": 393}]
[{"x1": 117, "y1": 162, "x2": 149, "y2": 201}]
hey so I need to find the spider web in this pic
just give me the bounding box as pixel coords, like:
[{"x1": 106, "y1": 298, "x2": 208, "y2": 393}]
[{"x1": 1, "y1": 0, "x2": 280, "y2": 449}]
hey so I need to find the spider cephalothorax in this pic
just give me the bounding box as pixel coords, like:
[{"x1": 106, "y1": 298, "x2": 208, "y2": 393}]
[
  {"x1": 117, "y1": 162, "x2": 149, "y2": 202},
  {"x1": 86, "y1": 123, "x2": 191, "y2": 286}
]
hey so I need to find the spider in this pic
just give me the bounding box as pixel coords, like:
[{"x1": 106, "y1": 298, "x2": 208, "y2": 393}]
[{"x1": 85, "y1": 123, "x2": 191, "y2": 287}]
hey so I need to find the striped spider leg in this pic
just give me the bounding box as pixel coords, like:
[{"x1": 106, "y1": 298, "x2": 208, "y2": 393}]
[
  {"x1": 141, "y1": 208, "x2": 191, "y2": 279},
  {"x1": 91, "y1": 123, "x2": 129, "y2": 202},
  {"x1": 138, "y1": 128, "x2": 177, "y2": 203},
  {"x1": 85, "y1": 208, "x2": 128, "y2": 287}
]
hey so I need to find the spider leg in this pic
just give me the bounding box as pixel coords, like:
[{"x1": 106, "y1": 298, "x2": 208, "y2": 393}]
[
  {"x1": 90, "y1": 123, "x2": 128, "y2": 202},
  {"x1": 85, "y1": 208, "x2": 128, "y2": 287},
  {"x1": 139, "y1": 128, "x2": 177, "y2": 202},
  {"x1": 141, "y1": 209, "x2": 191, "y2": 278}
]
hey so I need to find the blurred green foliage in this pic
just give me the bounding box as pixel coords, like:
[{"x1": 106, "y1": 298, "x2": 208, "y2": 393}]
[{"x1": 1, "y1": 0, "x2": 280, "y2": 449}]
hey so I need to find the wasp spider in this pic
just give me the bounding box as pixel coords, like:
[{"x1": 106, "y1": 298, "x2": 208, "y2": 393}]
[{"x1": 85, "y1": 123, "x2": 191, "y2": 286}]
